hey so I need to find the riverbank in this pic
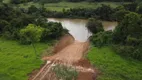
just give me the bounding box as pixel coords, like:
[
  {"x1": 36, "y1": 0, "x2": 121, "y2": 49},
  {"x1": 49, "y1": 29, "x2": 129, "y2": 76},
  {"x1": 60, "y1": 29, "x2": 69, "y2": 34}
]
[
  {"x1": 32, "y1": 34, "x2": 96, "y2": 80},
  {"x1": 48, "y1": 18, "x2": 118, "y2": 31}
]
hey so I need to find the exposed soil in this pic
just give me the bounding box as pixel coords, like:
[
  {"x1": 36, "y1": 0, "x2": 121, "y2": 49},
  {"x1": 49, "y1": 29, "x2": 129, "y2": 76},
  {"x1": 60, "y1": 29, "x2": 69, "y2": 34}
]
[
  {"x1": 53, "y1": 34, "x2": 74, "y2": 54},
  {"x1": 77, "y1": 72, "x2": 96, "y2": 80},
  {"x1": 30, "y1": 34, "x2": 96, "y2": 80},
  {"x1": 45, "y1": 40, "x2": 90, "y2": 64}
]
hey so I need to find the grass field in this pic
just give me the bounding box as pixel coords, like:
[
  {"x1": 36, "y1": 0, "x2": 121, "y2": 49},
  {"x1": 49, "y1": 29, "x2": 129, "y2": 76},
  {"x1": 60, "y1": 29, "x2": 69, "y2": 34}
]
[
  {"x1": 2, "y1": 0, "x2": 11, "y2": 3},
  {"x1": 19, "y1": 1, "x2": 130, "y2": 11},
  {"x1": 0, "y1": 38, "x2": 50, "y2": 80},
  {"x1": 87, "y1": 47, "x2": 142, "y2": 80}
]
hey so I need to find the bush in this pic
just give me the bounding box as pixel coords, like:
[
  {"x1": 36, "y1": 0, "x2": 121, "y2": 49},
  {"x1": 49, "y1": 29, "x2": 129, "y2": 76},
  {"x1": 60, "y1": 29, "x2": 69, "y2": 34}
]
[
  {"x1": 52, "y1": 64, "x2": 78, "y2": 80},
  {"x1": 113, "y1": 45, "x2": 142, "y2": 61},
  {"x1": 86, "y1": 18, "x2": 104, "y2": 34},
  {"x1": 91, "y1": 31, "x2": 113, "y2": 47}
]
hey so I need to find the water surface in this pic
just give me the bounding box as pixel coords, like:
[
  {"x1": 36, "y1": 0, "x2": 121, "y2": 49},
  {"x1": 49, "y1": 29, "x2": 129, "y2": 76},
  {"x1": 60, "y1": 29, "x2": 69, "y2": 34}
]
[{"x1": 48, "y1": 18, "x2": 117, "y2": 42}]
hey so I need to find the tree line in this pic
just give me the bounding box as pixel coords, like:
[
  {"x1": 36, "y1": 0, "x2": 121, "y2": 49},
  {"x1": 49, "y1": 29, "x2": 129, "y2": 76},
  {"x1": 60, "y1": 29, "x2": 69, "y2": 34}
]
[
  {"x1": 5, "y1": 0, "x2": 134, "y2": 4},
  {"x1": 0, "y1": 3, "x2": 67, "y2": 44},
  {"x1": 29, "y1": 2, "x2": 141, "y2": 21}
]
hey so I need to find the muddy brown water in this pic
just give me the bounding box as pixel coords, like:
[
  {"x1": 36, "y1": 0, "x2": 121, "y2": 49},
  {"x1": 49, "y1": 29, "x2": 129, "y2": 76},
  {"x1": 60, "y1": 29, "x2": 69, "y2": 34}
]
[{"x1": 48, "y1": 18, "x2": 118, "y2": 42}]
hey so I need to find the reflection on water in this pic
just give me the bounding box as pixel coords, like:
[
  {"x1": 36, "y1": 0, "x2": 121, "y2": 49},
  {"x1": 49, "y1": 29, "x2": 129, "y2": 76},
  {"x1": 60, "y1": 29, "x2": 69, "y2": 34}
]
[
  {"x1": 47, "y1": 18, "x2": 117, "y2": 42},
  {"x1": 102, "y1": 21, "x2": 118, "y2": 31}
]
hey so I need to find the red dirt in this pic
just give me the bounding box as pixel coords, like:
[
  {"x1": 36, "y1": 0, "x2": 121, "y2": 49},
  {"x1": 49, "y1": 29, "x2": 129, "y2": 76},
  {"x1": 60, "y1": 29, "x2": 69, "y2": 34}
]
[
  {"x1": 77, "y1": 72, "x2": 96, "y2": 80},
  {"x1": 53, "y1": 34, "x2": 74, "y2": 54},
  {"x1": 30, "y1": 34, "x2": 97, "y2": 80},
  {"x1": 45, "y1": 40, "x2": 90, "y2": 64},
  {"x1": 74, "y1": 58, "x2": 92, "y2": 68}
]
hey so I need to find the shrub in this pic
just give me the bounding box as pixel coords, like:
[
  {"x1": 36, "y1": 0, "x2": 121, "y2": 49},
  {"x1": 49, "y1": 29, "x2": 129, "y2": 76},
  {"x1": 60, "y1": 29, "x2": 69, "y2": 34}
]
[
  {"x1": 91, "y1": 31, "x2": 113, "y2": 47},
  {"x1": 52, "y1": 64, "x2": 78, "y2": 80},
  {"x1": 113, "y1": 45, "x2": 142, "y2": 61}
]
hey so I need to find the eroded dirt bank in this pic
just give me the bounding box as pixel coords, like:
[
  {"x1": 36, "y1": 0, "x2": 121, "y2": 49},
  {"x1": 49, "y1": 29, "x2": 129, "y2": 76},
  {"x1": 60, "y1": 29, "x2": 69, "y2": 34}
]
[
  {"x1": 30, "y1": 34, "x2": 96, "y2": 80},
  {"x1": 53, "y1": 34, "x2": 74, "y2": 54}
]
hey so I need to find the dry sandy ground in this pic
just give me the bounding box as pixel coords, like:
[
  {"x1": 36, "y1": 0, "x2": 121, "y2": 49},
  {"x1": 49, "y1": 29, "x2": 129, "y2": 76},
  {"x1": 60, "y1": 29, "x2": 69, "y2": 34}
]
[{"x1": 30, "y1": 34, "x2": 96, "y2": 80}]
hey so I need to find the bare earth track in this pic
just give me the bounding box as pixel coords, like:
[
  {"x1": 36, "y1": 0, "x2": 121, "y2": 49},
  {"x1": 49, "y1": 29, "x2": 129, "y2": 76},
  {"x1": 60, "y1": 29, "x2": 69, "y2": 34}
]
[{"x1": 29, "y1": 34, "x2": 96, "y2": 80}]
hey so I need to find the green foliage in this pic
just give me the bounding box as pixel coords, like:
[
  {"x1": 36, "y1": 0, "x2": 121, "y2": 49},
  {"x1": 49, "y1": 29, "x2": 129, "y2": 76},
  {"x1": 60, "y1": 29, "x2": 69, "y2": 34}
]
[
  {"x1": 95, "y1": 4, "x2": 115, "y2": 20},
  {"x1": 123, "y1": 2, "x2": 138, "y2": 12},
  {"x1": 112, "y1": 10, "x2": 130, "y2": 22},
  {"x1": 20, "y1": 24, "x2": 44, "y2": 44},
  {"x1": 113, "y1": 12, "x2": 142, "y2": 43},
  {"x1": 137, "y1": 4, "x2": 142, "y2": 14},
  {"x1": 87, "y1": 47, "x2": 142, "y2": 80},
  {"x1": 86, "y1": 18, "x2": 104, "y2": 34},
  {"x1": 0, "y1": 19, "x2": 10, "y2": 34},
  {"x1": 91, "y1": 31, "x2": 113, "y2": 47},
  {"x1": 113, "y1": 12, "x2": 142, "y2": 61},
  {"x1": 52, "y1": 64, "x2": 78, "y2": 80},
  {"x1": 113, "y1": 45, "x2": 142, "y2": 61}
]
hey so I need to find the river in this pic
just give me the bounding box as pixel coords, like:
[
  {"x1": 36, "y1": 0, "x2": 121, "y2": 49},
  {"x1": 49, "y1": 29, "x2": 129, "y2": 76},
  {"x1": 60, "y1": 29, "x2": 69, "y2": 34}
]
[{"x1": 48, "y1": 18, "x2": 118, "y2": 42}]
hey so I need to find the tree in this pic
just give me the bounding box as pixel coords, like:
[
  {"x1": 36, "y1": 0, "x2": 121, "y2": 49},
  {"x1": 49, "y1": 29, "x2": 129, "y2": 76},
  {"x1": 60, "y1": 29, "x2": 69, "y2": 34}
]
[
  {"x1": 91, "y1": 31, "x2": 113, "y2": 47},
  {"x1": 123, "y1": 3, "x2": 138, "y2": 12},
  {"x1": 20, "y1": 24, "x2": 44, "y2": 57},
  {"x1": 112, "y1": 12, "x2": 142, "y2": 60},
  {"x1": 95, "y1": 4, "x2": 114, "y2": 20},
  {"x1": 28, "y1": 5, "x2": 38, "y2": 14},
  {"x1": 86, "y1": 18, "x2": 104, "y2": 34},
  {"x1": 10, "y1": 0, "x2": 21, "y2": 4},
  {"x1": 137, "y1": 5, "x2": 142, "y2": 14},
  {"x1": 112, "y1": 10, "x2": 130, "y2": 22},
  {"x1": 0, "y1": 20, "x2": 9, "y2": 34},
  {"x1": 113, "y1": 12, "x2": 142, "y2": 43}
]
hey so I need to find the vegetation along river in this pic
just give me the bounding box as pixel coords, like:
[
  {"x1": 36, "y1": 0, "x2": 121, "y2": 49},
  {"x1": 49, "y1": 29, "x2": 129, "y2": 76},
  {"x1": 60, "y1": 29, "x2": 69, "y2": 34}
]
[{"x1": 48, "y1": 18, "x2": 118, "y2": 42}]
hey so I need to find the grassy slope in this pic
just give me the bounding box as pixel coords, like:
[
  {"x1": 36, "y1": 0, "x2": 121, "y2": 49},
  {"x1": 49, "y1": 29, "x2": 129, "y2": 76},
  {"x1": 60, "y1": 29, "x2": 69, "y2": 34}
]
[
  {"x1": 0, "y1": 38, "x2": 49, "y2": 80},
  {"x1": 19, "y1": 1, "x2": 129, "y2": 11},
  {"x1": 87, "y1": 47, "x2": 142, "y2": 80}
]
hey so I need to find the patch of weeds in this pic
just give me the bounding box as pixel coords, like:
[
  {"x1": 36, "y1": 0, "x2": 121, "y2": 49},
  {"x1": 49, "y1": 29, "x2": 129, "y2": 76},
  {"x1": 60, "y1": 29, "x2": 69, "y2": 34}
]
[{"x1": 52, "y1": 64, "x2": 78, "y2": 80}]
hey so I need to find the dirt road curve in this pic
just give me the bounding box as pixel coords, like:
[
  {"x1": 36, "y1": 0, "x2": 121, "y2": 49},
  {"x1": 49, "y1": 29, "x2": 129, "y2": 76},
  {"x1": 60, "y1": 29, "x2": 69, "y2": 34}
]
[{"x1": 30, "y1": 35, "x2": 96, "y2": 80}]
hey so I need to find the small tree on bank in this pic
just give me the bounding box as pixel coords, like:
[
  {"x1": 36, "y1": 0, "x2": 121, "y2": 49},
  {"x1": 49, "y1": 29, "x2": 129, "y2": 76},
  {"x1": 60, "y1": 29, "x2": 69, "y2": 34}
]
[
  {"x1": 86, "y1": 18, "x2": 104, "y2": 34},
  {"x1": 20, "y1": 24, "x2": 44, "y2": 57}
]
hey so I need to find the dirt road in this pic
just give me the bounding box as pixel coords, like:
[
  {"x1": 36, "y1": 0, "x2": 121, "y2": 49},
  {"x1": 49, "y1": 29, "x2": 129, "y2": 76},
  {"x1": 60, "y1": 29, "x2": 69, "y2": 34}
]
[
  {"x1": 45, "y1": 40, "x2": 90, "y2": 64},
  {"x1": 30, "y1": 35, "x2": 96, "y2": 80}
]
